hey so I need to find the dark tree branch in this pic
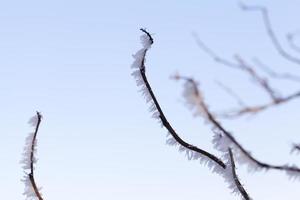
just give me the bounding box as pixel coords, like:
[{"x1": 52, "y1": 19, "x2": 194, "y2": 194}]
[
  {"x1": 175, "y1": 75, "x2": 300, "y2": 177},
  {"x1": 27, "y1": 112, "x2": 44, "y2": 200},
  {"x1": 132, "y1": 29, "x2": 226, "y2": 169},
  {"x1": 228, "y1": 148, "x2": 251, "y2": 200}
]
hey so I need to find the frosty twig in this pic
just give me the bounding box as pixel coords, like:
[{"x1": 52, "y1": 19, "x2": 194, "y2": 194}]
[
  {"x1": 132, "y1": 29, "x2": 254, "y2": 199},
  {"x1": 21, "y1": 112, "x2": 44, "y2": 200},
  {"x1": 174, "y1": 74, "x2": 300, "y2": 180},
  {"x1": 132, "y1": 29, "x2": 225, "y2": 169}
]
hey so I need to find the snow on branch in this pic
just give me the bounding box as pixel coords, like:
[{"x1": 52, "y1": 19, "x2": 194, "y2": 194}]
[
  {"x1": 223, "y1": 148, "x2": 251, "y2": 200},
  {"x1": 131, "y1": 29, "x2": 226, "y2": 171},
  {"x1": 132, "y1": 29, "x2": 257, "y2": 199},
  {"x1": 20, "y1": 112, "x2": 44, "y2": 200},
  {"x1": 174, "y1": 74, "x2": 300, "y2": 179}
]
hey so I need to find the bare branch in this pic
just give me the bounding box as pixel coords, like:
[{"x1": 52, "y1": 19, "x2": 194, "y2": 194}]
[
  {"x1": 21, "y1": 112, "x2": 44, "y2": 200},
  {"x1": 215, "y1": 80, "x2": 247, "y2": 107},
  {"x1": 193, "y1": 32, "x2": 300, "y2": 118},
  {"x1": 192, "y1": 33, "x2": 240, "y2": 69},
  {"x1": 234, "y1": 55, "x2": 280, "y2": 101},
  {"x1": 239, "y1": 2, "x2": 300, "y2": 66},
  {"x1": 193, "y1": 34, "x2": 284, "y2": 101},
  {"x1": 220, "y1": 90, "x2": 300, "y2": 118},
  {"x1": 253, "y1": 58, "x2": 300, "y2": 83},
  {"x1": 132, "y1": 29, "x2": 226, "y2": 170}
]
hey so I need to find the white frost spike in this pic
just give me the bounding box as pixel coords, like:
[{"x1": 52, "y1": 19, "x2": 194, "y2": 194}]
[
  {"x1": 222, "y1": 151, "x2": 244, "y2": 198},
  {"x1": 28, "y1": 115, "x2": 40, "y2": 127},
  {"x1": 140, "y1": 34, "x2": 152, "y2": 49},
  {"x1": 131, "y1": 30, "x2": 162, "y2": 126},
  {"x1": 212, "y1": 131, "x2": 262, "y2": 173},
  {"x1": 21, "y1": 175, "x2": 42, "y2": 200},
  {"x1": 285, "y1": 165, "x2": 300, "y2": 181},
  {"x1": 21, "y1": 113, "x2": 43, "y2": 200},
  {"x1": 165, "y1": 134, "x2": 223, "y2": 175},
  {"x1": 20, "y1": 132, "x2": 37, "y2": 170},
  {"x1": 182, "y1": 80, "x2": 208, "y2": 119}
]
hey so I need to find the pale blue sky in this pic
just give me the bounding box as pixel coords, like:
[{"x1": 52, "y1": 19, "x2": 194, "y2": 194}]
[{"x1": 0, "y1": 0, "x2": 300, "y2": 199}]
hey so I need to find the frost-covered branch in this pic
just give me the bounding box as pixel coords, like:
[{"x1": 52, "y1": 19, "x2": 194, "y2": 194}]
[
  {"x1": 131, "y1": 29, "x2": 226, "y2": 171},
  {"x1": 225, "y1": 148, "x2": 251, "y2": 200},
  {"x1": 132, "y1": 30, "x2": 258, "y2": 199},
  {"x1": 239, "y1": 2, "x2": 300, "y2": 66},
  {"x1": 20, "y1": 112, "x2": 44, "y2": 200},
  {"x1": 174, "y1": 74, "x2": 300, "y2": 179}
]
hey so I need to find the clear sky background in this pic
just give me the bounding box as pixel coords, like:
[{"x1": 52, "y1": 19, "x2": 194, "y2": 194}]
[{"x1": 0, "y1": 0, "x2": 300, "y2": 199}]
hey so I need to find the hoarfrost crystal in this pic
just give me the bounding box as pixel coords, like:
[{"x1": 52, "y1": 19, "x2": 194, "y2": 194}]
[{"x1": 20, "y1": 113, "x2": 43, "y2": 200}]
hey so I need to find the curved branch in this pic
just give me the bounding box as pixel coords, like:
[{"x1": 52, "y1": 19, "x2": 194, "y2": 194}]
[
  {"x1": 194, "y1": 34, "x2": 284, "y2": 102},
  {"x1": 228, "y1": 148, "x2": 251, "y2": 200},
  {"x1": 193, "y1": 33, "x2": 239, "y2": 69},
  {"x1": 132, "y1": 29, "x2": 226, "y2": 169},
  {"x1": 21, "y1": 112, "x2": 44, "y2": 200},
  {"x1": 240, "y1": 2, "x2": 300, "y2": 66},
  {"x1": 175, "y1": 75, "x2": 300, "y2": 178},
  {"x1": 253, "y1": 58, "x2": 300, "y2": 83},
  {"x1": 234, "y1": 55, "x2": 280, "y2": 101},
  {"x1": 220, "y1": 90, "x2": 300, "y2": 118}
]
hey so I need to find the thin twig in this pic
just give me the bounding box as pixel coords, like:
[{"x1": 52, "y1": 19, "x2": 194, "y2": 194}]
[
  {"x1": 176, "y1": 75, "x2": 300, "y2": 176},
  {"x1": 215, "y1": 80, "x2": 247, "y2": 107},
  {"x1": 228, "y1": 148, "x2": 251, "y2": 200},
  {"x1": 193, "y1": 33, "x2": 240, "y2": 69},
  {"x1": 235, "y1": 55, "x2": 280, "y2": 101},
  {"x1": 287, "y1": 32, "x2": 300, "y2": 53},
  {"x1": 220, "y1": 90, "x2": 300, "y2": 118},
  {"x1": 240, "y1": 2, "x2": 300, "y2": 66},
  {"x1": 29, "y1": 112, "x2": 44, "y2": 200},
  {"x1": 133, "y1": 29, "x2": 226, "y2": 169},
  {"x1": 253, "y1": 58, "x2": 300, "y2": 83}
]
